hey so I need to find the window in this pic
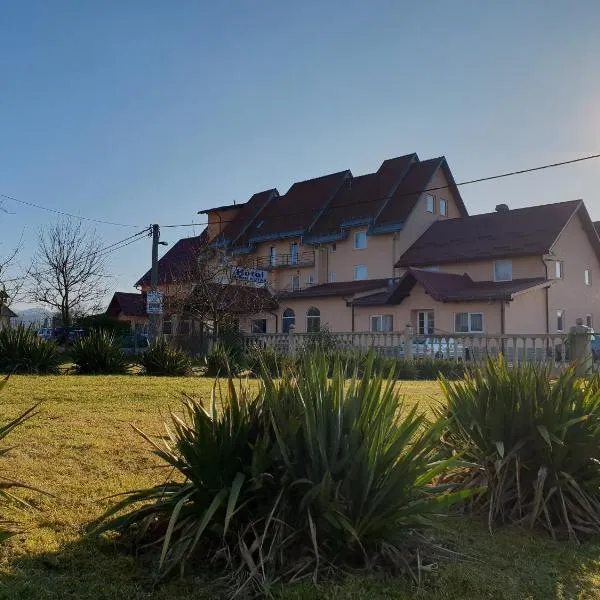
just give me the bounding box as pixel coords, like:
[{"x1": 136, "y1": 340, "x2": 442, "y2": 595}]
[
  {"x1": 557, "y1": 310, "x2": 565, "y2": 332},
  {"x1": 439, "y1": 198, "x2": 448, "y2": 216},
  {"x1": 291, "y1": 275, "x2": 300, "y2": 291},
  {"x1": 329, "y1": 271, "x2": 336, "y2": 282},
  {"x1": 269, "y1": 246, "x2": 277, "y2": 266},
  {"x1": 585, "y1": 269, "x2": 592, "y2": 286},
  {"x1": 455, "y1": 312, "x2": 484, "y2": 333},
  {"x1": 354, "y1": 231, "x2": 367, "y2": 250},
  {"x1": 307, "y1": 273, "x2": 315, "y2": 285},
  {"x1": 370, "y1": 315, "x2": 393, "y2": 332},
  {"x1": 290, "y1": 243, "x2": 298, "y2": 265},
  {"x1": 586, "y1": 314, "x2": 593, "y2": 328},
  {"x1": 306, "y1": 307, "x2": 320, "y2": 333},
  {"x1": 555, "y1": 260, "x2": 564, "y2": 279},
  {"x1": 252, "y1": 319, "x2": 267, "y2": 334},
  {"x1": 418, "y1": 311, "x2": 435, "y2": 335},
  {"x1": 331, "y1": 243, "x2": 337, "y2": 253},
  {"x1": 354, "y1": 265, "x2": 368, "y2": 280},
  {"x1": 494, "y1": 259, "x2": 513, "y2": 281},
  {"x1": 425, "y1": 194, "x2": 435, "y2": 213},
  {"x1": 282, "y1": 308, "x2": 296, "y2": 333}
]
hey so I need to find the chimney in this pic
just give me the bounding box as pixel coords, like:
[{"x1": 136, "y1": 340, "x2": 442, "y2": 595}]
[{"x1": 495, "y1": 204, "x2": 509, "y2": 213}]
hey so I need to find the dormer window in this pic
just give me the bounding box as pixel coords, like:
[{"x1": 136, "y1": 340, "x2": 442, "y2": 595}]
[{"x1": 425, "y1": 194, "x2": 435, "y2": 213}]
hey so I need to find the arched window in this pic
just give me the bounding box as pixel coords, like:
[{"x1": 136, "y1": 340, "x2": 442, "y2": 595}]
[
  {"x1": 306, "y1": 307, "x2": 321, "y2": 333},
  {"x1": 282, "y1": 308, "x2": 295, "y2": 333}
]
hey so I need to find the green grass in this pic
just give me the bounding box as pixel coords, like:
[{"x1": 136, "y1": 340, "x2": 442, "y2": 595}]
[{"x1": 0, "y1": 376, "x2": 598, "y2": 598}]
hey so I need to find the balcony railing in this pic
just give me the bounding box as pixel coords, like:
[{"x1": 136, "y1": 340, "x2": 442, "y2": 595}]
[{"x1": 252, "y1": 252, "x2": 315, "y2": 270}]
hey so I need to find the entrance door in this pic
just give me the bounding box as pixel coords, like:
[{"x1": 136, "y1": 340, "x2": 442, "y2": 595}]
[{"x1": 417, "y1": 311, "x2": 435, "y2": 335}]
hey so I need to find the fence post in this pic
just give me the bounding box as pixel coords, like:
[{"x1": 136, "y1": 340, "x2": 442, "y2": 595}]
[
  {"x1": 404, "y1": 323, "x2": 413, "y2": 361},
  {"x1": 288, "y1": 324, "x2": 296, "y2": 356},
  {"x1": 570, "y1": 319, "x2": 593, "y2": 376}
]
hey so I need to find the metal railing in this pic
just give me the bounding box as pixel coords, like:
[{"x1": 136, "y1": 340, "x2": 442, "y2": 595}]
[{"x1": 252, "y1": 252, "x2": 315, "y2": 270}]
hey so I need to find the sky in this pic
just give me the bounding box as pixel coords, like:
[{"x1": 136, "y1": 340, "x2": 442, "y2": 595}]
[{"x1": 1, "y1": 0, "x2": 600, "y2": 311}]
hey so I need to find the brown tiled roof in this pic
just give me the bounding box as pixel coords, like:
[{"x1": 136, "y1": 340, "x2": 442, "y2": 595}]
[
  {"x1": 396, "y1": 200, "x2": 582, "y2": 267},
  {"x1": 135, "y1": 228, "x2": 208, "y2": 287},
  {"x1": 277, "y1": 278, "x2": 391, "y2": 300},
  {"x1": 106, "y1": 292, "x2": 146, "y2": 318},
  {"x1": 236, "y1": 171, "x2": 351, "y2": 245},
  {"x1": 0, "y1": 306, "x2": 17, "y2": 318},
  {"x1": 308, "y1": 155, "x2": 417, "y2": 237}
]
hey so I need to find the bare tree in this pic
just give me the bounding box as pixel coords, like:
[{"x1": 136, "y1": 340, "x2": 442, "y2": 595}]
[
  {"x1": 0, "y1": 232, "x2": 26, "y2": 307},
  {"x1": 30, "y1": 220, "x2": 109, "y2": 325}
]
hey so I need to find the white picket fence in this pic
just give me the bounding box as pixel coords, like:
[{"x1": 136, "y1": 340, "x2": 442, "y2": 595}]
[{"x1": 243, "y1": 331, "x2": 580, "y2": 368}]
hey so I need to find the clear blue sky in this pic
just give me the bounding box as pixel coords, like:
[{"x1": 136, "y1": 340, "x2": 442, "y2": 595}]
[{"x1": 2, "y1": 0, "x2": 600, "y2": 309}]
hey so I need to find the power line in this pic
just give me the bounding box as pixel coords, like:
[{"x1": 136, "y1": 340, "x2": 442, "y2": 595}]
[
  {"x1": 0, "y1": 192, "x2": 143, "y2": 228},
  {"x1": 160, "y1": 152, "x2": 600, "y2": 229}
]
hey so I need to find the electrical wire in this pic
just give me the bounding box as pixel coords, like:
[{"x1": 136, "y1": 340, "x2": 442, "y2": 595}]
[
  {"x1": 0, "y1": 192, "x2": 143, "y2": 228},
  {"x1": 160, "y1": 152, "x2": 600, "y2": 228}
]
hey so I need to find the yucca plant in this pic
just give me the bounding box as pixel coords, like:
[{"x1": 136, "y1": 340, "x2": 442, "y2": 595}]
[
  {"x1": 139, "y1": 338, "x2": 192, "y2": 376},
  {"x1": 203, "y1": 342, "x2": 241, "y2": 376},
  {"x1": 0, "y1": 377, "x2": 47, "y2": 541},
  {"x1": 0, "y1": 324, "x2": 59, "y2": 374},
  {"x1": 94, "y1": 352, "x2": 468, "y2": 594},
  {"x1": 439, "y1": 356, "x2": 600, "y2": 539},
  {"x1": 71, "y1": 329, "x2": 129, "y2": 374}
]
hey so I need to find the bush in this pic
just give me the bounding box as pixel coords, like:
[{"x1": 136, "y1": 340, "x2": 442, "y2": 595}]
[
  {"x1": 0, "y1": 325, "x2": 59, "y2": 374},
  {"x1": 414, "y1": 358, "x2": 466, "y2": 380},
  {"x1": 203, "y1": 342, "x2": 239, "y2": 376},
  {"x1": 246, "y1": 345, "x2": 290, "y2": 377},
  {"x1": 0, "y1": 377, "x2": 47, "y2": 541},
  {"x1": 71, "y1": 329, "x2": 129, "y2": 374},
  {"x1": 139, "y1": 338, "x2": 192, "y2": 376},
  {"x1": 94, "y1": 353, "x2": 468, "y2": 593},
  {"x1": 439, "y1": 357, "x2": 600, "y2": 539},
  {"x1": 77, "y1": 314, "x2": 132, "y2": 337}
]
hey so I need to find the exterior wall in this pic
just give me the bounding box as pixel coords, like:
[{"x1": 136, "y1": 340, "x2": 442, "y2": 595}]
[
  {"x1": 353, "y1": 283, "x2": 503, "y2": 335},
  {"x1": 238, "y1": 311, "x2": 278, "y2": 334},
  {"x1": 547, "y1": 212, "x2": 600, "y2": 332},
  {"x1": 439, "y1": 256, "x2": 545, "y2": 281},
  {"x1": 206, "y1": 207, "x2": 242, "y2": 242},
  {"x1": 276, "y1": 297, "x2": 352, "y2": 333},
  {"x1": 504, "y1": 288, "x2": 547, "y2": 335},
  {"x1": 392, "y1": 167, "x2": 463, "y2": 266}
]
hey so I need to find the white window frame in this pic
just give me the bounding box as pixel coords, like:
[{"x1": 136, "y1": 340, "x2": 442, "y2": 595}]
[
  {"x1": 454, "y1": 312, "x2": 484, "y2": 333},
  {"x1": 557, "y1": 309, "x2": 565, "y2": 332},
  {"x1": 439, "y1": 198, "x2": 448, "y2": 216},
  {"x1": 494, "y1": 259, "x2": 513, "y2": 282},
  {"x1": 307, "y1": 273, "x2": 315, "y2": 285},
  {"x1": 354, "y1": 231, "x2": 367, "y2": 250},
  {"x1": 290, "y1": 242, "x2": 298, "y2": 265},
  {"x1": 417, "y1": 311, "x2": 435, "y2": 335},
  {"x1": 353, "y1": 265, "x2": 368, "y2": 280},
  {"x1": 329, "y1": 271, "x2": 336, "y2": 283},
  {"x1": 585, "y1": 268, "x2": 592, "y2": 286},
  {"x1": 425, "y1": 194, "x2": 435, "y2": 213},
  {"x1": 555, "y1": 260, "x2": 564, "y2": 280},
  {"x1": 370, "y1": 314, "x2": 393, "y2": 333},
  {"x1": 290, "y1": 275, "x2": 300, "y2": 291}
]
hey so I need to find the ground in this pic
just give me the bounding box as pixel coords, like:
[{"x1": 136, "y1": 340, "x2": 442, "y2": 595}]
[{"x1": 0, "y1": 375, "x2": 599, "y2": 599}]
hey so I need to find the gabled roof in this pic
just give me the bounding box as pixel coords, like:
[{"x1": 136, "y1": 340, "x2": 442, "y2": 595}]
[
  {"x1": 135, "y1": 228, "x2": 208, "y2": 287},
  {"x1": 277, "y1": 278, "x2": 391, "y2": 300},
  {"x1": 0, "y1": 306, "x2": 17, "y2": 319},
  {"x1": 354, "y1": 268, "x2": 549, "y2": 305},
  {"x1": 396, "y1": 200, "x2": 584, "y2": 267},
  {"x1": 106, "y1": 292, "x2": 146, "y2": 318}
]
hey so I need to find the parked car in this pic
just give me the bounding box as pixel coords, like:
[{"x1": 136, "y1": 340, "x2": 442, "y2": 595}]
[
  {"x1": 37, "y1": 328, "x2": 54, "y2": 340},
  {"x1": 413, "y1": 337, "x2": 466, "y2": 360},
  {"x1": 67, "y1": 329, "x2": 86, "y2": 344}
]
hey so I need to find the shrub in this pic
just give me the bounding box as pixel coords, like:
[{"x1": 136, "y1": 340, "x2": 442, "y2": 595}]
[
  {"x1": 138, "y1": 338, "x2": 191, "y2": 376},
  {"x1": 0, "y1": 325, "x2": 59, "y2": 374},
  {"x1": 415, "y1": 358, "x2": 466, "y2": 380},
  {"x1": 246, "y1": 345, "x2": 290, "y2": 377},
  {"x1": 439, "y1": 357, "x2": 600, "y2": 539},
  {"x1": 71, "y1": 329, "x2": 129, "y2": 374},
  {"x1": 0, "y1": 377, "x2": 47, "y2": 541},
  {"x1": 203, "y1": 342, "x2": 239, "y2": 376},
  {"x1": 94, "y1": 353, "x2": 468, "y2": 593}
]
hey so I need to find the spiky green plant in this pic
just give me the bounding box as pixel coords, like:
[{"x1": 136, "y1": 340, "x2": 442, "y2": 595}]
[
  {"x1": 139, "y1": 338, "x2": 192, "y2": 376},
  {"x1": 439, "y1": 356, "x2": 600, "y2": 540},
  {"x1": 0, "y1": 377, "x2": 47, "y2": 541},
  {"x1": 71, "y1": 329, "x2": 129, "y2": 374},
  {"x1": 0, "y1": 324, "x2": 59, "y2": 374},
  {"x1": 203, "y1": 342, "x2": 241, "y2": 376},
  {"x1": 94, "y1": 353, "x2": 469, "y2": 594}
]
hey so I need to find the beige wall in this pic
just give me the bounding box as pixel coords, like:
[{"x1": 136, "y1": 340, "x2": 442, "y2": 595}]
[
  {"x1": 504, "y1": 288, "x2": 547, "y2": 334},
  {"x1": 439, "y1": 256, "x2": 545, "y2": 281},
  {"x1": 276, "y1": 297, "x2": 353, "y2": 333},
  {"x1": 547, "y1": 212, "x2": 600, "y2": 332}
]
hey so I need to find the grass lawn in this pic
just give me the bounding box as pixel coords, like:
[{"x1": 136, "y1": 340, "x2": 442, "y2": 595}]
[{"x1": 0, "y1": 375, "x2": 600, "y2": 599}]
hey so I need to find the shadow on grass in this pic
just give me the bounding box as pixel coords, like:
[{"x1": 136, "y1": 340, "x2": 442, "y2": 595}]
[{"x1": 2, "y1": 519, "x2": 600, "y2": 600}]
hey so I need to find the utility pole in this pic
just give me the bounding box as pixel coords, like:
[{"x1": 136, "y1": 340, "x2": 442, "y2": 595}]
[{"x1": 148, "y1": 224, "x2": 162, "y2": 343}]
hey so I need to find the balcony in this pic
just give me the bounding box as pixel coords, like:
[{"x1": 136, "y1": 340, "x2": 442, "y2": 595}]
[{"x1": 253, "y1": 252, "x2": 315, "y2": 270}]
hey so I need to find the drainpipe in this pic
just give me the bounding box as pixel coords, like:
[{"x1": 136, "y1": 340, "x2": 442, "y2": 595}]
[
  {"x1": 344, "y1": 297, "x2": 355, "y2": 332},
  {"x1": 541, "y1": 257, "x2": 550, "y2": 334},
  {"x1": 500, "y1": 300, "x2": 506, "y2": 335}
]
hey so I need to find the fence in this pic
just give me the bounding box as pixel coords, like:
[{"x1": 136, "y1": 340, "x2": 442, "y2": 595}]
[{"x1": 243, "y1": 327, "x2": 594, "y2": 374}]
